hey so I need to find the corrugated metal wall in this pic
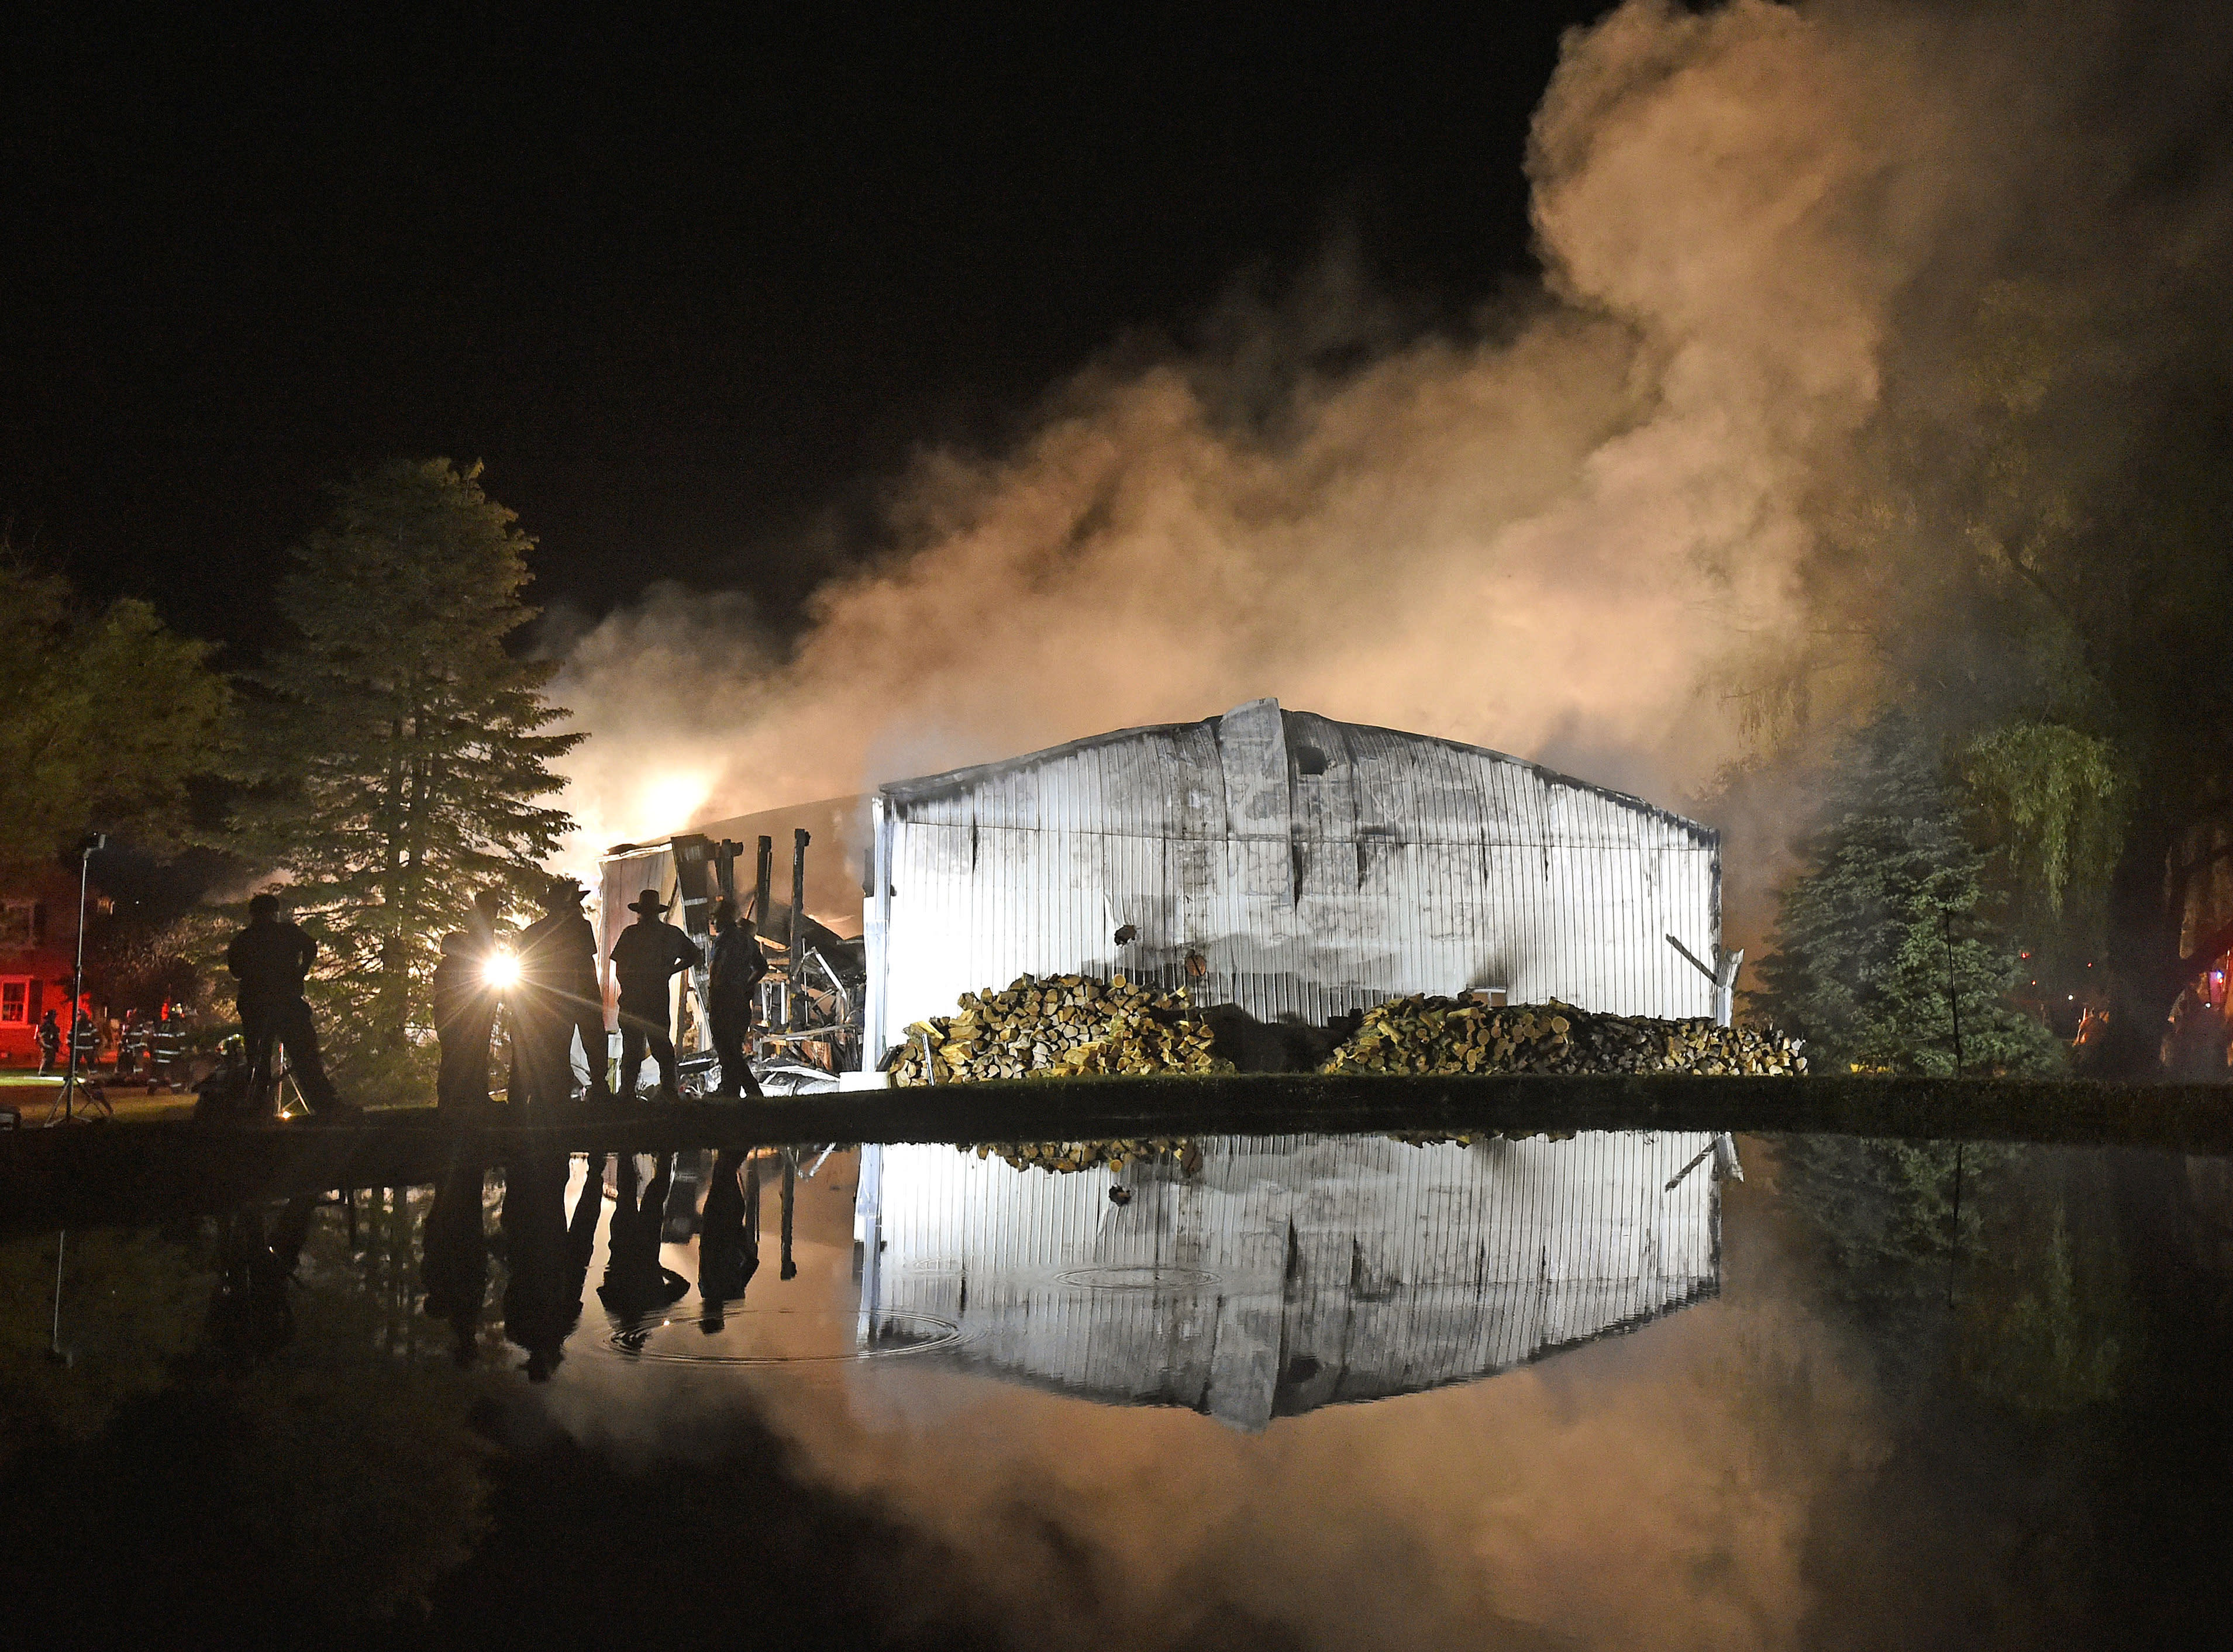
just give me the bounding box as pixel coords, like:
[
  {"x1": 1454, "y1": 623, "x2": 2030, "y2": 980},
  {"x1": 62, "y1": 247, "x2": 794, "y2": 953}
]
[
  {"x1": 873, "y1": 698, "x2": 1719, "y2": 1055},
  {"x1": 867, "y1": 1130, "x2": 1719, "y2": 1430}
]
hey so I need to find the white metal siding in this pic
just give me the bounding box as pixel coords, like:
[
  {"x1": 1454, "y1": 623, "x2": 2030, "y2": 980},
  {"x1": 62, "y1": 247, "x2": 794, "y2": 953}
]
[
  {"x1": 867, "y1": 1130, "x2": 1720, "y2": 1430},
  {"x1": 872, "y1": 698, "x2": 1718, "y2": 1056}
]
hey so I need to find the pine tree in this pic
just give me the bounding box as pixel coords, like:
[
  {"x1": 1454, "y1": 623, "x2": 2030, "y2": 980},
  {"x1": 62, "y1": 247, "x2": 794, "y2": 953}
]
[
  {"x1": 1753, "y1": 713, "x2": 2063, "y2": 1077},
  {"x1": 236, "y1": 460, "x2": 581, "y2": 1093}
]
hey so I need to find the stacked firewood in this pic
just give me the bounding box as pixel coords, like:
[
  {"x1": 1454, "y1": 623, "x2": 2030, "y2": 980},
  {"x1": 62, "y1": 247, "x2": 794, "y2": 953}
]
[
  {"x1": 892, "y1": 973, "x2": 1233, "y2": 1085},
  {"x1": 1321, "y1": 995, "x2": 1807, "y2": 1077},
  {"x1": 968, "y1": 1137, "x2": 1204, "y2": 1175}
]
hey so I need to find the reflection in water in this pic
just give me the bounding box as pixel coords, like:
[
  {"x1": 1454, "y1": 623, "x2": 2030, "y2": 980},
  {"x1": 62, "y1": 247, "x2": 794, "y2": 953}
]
[
  {"x1": 598, "y1": 1151, "x2": 688, "y2": 1325},
  {"x1": 499, "y1": 1151, "x2": 602, "y2": 1379},
  {"x1": 860, "y1": 1130, "x2": 1724, "y2": 1429},
  {"x1": 421, "y1": 1159, "x2": 490, "y2": 1366},
  {"x1": 207, "y1": 1194, "x2": 319, "y2": 1360},
  {"x1": 696, "y1": 1147, "x2": 761, "y2": 1330},
  {"x1": 13, "y1": 1132, "x2": 2233, "y2": 1647}
]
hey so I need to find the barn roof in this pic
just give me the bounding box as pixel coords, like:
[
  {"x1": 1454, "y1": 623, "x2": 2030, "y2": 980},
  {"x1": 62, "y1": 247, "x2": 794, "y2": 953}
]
[{"x1": 880, "y1": 697, "x2": 1714, "y2": 851}]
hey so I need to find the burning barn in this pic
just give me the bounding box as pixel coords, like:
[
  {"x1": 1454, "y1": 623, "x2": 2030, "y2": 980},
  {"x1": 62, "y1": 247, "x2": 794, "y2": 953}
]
[
  {"x1": 601, "y1": 696, "x2": 1731, "y2": 1086},
  {"x1": 862, "y1": 696, "x2": 1727, "y2": 1072}
]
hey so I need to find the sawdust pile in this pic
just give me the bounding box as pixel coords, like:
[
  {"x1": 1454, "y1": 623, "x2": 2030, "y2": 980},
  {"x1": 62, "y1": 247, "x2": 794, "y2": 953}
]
[
  {"x1": 891, "y1": 973, "x2": 1233, "y2": 1085},
  {"x1": 1321, "y1": 995, "x2": 1807, "y2": 1077}
]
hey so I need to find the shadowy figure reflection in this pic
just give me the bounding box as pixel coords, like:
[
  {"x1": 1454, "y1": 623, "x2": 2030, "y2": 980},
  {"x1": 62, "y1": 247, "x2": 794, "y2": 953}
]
[
  {"x1": 207, "y1": 1194, "x2": 322, "y2": 1360},
  {"x1": 501, "y1": 1151, "x2": 605, "y2": 1379},
  {"x1": 599, "y1": 1153, "x2": 689, "y2": 1326},
  {"x1": 422, "y1": 1161, "x2": 490, "y2": 1365},
  {"x1": 697, "y1": 1149, "x2": 761, "y2": 1332},
  {"x1": 780, "y1": 1151, "x2": 798, "y2": 1281}
]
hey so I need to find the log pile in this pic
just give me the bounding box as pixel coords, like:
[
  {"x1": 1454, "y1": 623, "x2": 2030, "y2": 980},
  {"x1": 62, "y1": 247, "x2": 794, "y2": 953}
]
[
  {"x1": 1322, "y1": 995, "x2": 1807, "y2": 1077},
  {"x1": 969, "y1": 1137, "x2": 1204, "y2": 1175},
  {"x1": 892, "y1": 973, "x2": 1233, "y2": 1085}
]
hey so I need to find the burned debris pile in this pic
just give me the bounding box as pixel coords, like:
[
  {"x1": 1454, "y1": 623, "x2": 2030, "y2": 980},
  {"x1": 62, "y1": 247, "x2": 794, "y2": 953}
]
[
  {"x1": 891, "y1": 972, "x2": 1233, "y2": 1085},
  {"x1": 1321, "y1": 995, "x2": 1807, "y2": 1077}
]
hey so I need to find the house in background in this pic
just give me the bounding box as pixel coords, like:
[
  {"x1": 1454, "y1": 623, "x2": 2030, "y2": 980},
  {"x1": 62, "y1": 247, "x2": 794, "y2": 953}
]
[{"x1": 0, "y1": 863, "x2": 92, "y2": 1066}]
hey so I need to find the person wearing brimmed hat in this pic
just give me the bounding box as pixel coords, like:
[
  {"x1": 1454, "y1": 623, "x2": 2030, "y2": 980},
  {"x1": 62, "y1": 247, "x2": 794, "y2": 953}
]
[
  {"x1": 512, "y1": 875, "x2": 609, "y2": 1109},
  {"x1": 607, "y1": 887, "x2": 701, "y2": 1103}
]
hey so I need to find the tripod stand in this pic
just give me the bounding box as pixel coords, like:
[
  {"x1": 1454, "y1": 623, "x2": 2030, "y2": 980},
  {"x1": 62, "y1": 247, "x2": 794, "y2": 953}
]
[{"x1": 265, "y1": 1053, "x2": 318, "y2": 1122}]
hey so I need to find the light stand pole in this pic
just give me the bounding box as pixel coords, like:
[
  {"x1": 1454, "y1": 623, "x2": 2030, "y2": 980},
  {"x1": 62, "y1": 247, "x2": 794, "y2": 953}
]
[{"x1": 46, "y1": 833, "x2": 105, "y2": 1127}]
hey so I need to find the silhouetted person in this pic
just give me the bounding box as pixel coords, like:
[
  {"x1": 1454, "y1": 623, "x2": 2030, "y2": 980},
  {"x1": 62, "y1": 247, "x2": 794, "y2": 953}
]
[
  {"x1": 608, "y1": 889, "x2": 699, "y2": 1104},
  {"x1": 192, "y1": 1034, "x2": 253, "y2": 1121},
  {"x1": 226, "y1": 892, "x2": 342, "y2": 1116},
  {"x1": 697, "y1": 1149, "x2": 761, "y2": 1332},
  {"x1": 36, "y1": 1008, "x2": 58, "y2": 1075},
  {"x1": 422, "y1": 1161, "x2": 490, "y2": 1365},
  {"x1": 433, "y1": 889, "x2": 510, "y2": 1112},
  {"x1": 514, "y1": 876, "x2": 609, "y2": 1110},
  {"x1": 706, "y1": 899, "x2": 769, "y2": 1099},
  {"x1": 598, "y1": 1151, "x2": 688, "y2": 1325}
]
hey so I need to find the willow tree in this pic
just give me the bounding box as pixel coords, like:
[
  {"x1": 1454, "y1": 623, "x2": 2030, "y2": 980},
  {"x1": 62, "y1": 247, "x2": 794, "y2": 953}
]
[{"x1": 237, "y1": 460, "x2": 579, "y2": 1089}]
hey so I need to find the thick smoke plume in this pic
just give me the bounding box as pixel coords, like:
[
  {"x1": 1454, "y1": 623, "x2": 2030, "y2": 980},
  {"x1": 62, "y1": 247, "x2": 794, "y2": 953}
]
[{"x1": 547, "y1": 0, "x2": 2226, "y2": 919}]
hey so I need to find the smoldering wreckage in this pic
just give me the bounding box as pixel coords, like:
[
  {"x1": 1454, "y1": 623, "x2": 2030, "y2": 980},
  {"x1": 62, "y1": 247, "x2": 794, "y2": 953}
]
[{"x1": 601, "y1": 696, "x2": 1790, "y2": 1176}]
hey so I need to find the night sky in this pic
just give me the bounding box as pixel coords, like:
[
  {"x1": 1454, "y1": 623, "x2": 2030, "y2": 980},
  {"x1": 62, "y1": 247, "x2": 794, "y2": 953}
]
[{"x1": 1, "y1": 5, "x2": 1609, "y2": 649}]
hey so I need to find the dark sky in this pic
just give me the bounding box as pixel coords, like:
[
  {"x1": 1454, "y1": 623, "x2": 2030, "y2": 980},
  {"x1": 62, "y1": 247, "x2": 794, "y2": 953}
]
[{"x1": 2, "y1": 4, "x2": 1611, "y2": 647}]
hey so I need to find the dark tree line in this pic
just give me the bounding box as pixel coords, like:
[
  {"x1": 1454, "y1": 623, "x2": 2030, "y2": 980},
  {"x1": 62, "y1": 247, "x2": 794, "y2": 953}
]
[
  {"x1": 1745, "y1": 270, "x2": 2233, "y2": 1080},
  {"x1": 4, "y1": 461, "x2": 578, "y2": 1102}
]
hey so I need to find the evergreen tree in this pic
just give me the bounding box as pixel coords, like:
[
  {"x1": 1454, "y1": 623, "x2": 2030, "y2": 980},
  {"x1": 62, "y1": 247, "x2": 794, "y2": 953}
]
[
  {"x1": 236, "y1": 460, "x2": 580, "y2": 1092},
  {"x1": 1753, "y1": 713, "x2": 2062, "y2": 1077}
]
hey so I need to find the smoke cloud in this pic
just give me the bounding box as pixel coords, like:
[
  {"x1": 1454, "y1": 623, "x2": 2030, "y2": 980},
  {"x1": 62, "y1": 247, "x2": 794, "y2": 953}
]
[{"x1": 545, "y1": 0, "x2": 2229, "y2": 925}]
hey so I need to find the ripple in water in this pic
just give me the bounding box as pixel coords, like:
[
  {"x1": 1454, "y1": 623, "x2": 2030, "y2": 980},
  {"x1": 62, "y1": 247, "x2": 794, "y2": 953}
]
[
  {"x1": 1054, "y1": 1264, "x2": 1224, "y2": 1292},
  {"x1": 605, "y1": 1308, "x2": 963, "y2": 1366}
]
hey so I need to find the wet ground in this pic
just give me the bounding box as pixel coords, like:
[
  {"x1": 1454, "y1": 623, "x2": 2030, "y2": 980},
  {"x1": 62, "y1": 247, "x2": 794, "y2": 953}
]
[{"x1": 5, "y1": 1112, "x2": 2232, "y2": 1649}]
